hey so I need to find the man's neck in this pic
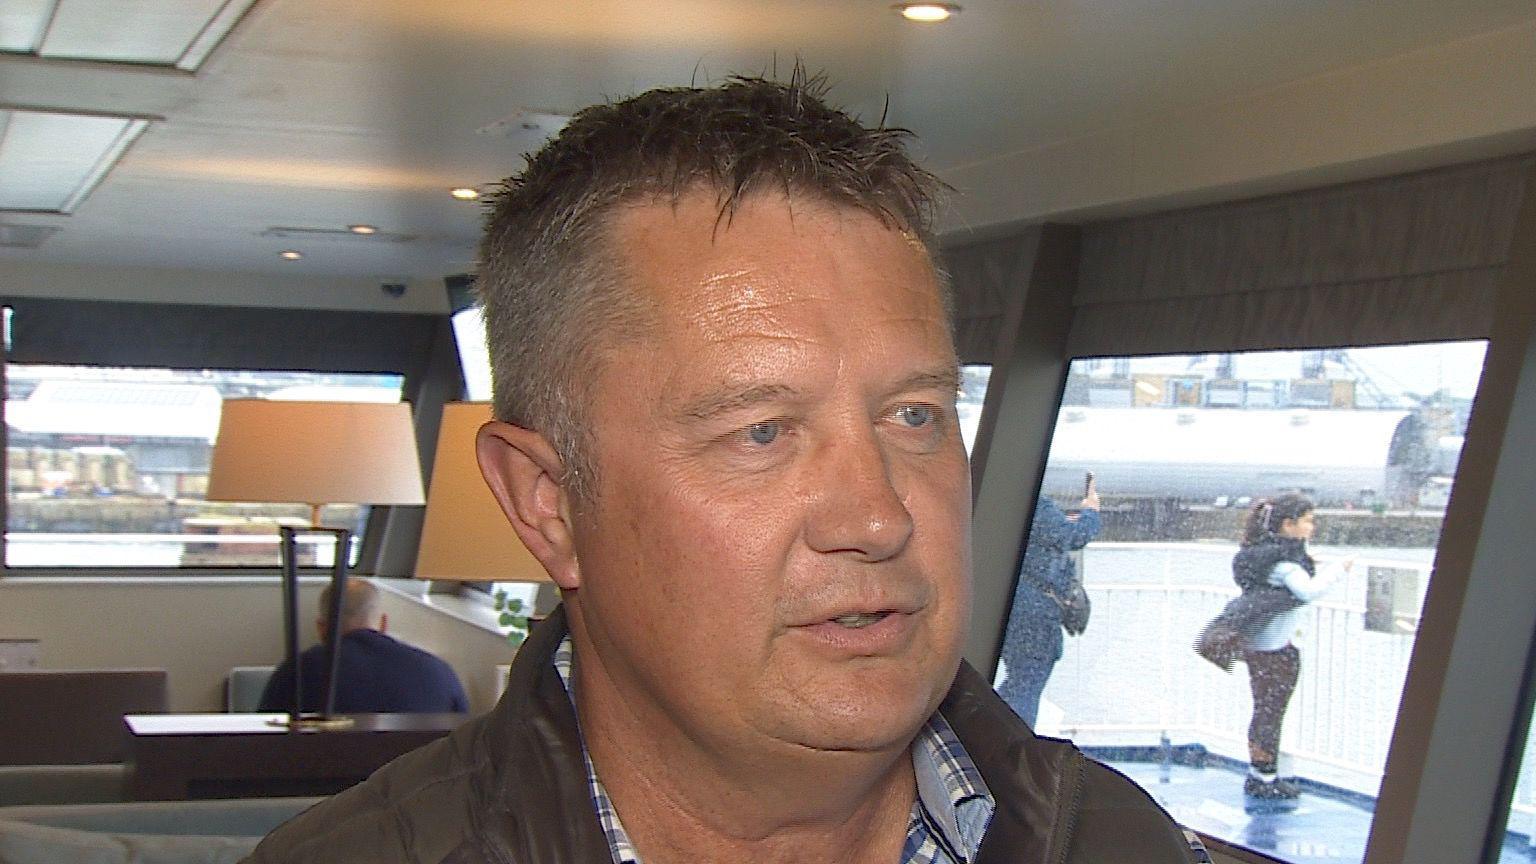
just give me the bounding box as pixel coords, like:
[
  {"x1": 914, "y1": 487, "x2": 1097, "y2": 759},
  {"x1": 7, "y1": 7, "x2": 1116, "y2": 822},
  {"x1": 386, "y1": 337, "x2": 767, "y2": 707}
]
[
  {"x1": 587, "y1": 713, "x2": 916, "y2": 863},
  {"x1": 573, "y1": 661, "x2": 919, "y2": 863}
]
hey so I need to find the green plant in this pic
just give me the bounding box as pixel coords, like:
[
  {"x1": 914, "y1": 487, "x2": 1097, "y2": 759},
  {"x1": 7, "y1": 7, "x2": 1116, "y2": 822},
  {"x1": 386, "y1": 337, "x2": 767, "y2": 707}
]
[{"x1": 493, "y1": 590, "x2": 530, "y2": 647}]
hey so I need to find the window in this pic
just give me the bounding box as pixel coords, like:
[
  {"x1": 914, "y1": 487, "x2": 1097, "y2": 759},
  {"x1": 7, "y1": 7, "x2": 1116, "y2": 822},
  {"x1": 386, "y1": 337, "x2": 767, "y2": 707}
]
[
  {"x1": 1497, "y1": 707, "x2": 1536, "y2": 861},
  {"x1": 451, "y1": 305, "x2": 493, "y2": 402},
  {"x1": 958, "y1": 364, "x2": 991, "y2": 456},
  {"x1": 4, "y1": 365, "x2": 404, "y2": 568},
  {"x1": 993, "y1": 342, "x2": 1487, "y2": 864}
]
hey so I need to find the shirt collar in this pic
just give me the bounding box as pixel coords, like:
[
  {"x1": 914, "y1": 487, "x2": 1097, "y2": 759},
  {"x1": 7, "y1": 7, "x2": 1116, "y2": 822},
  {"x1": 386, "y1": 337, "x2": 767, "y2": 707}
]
[
  {"x1": 913, "y1": 709, "x2": 994, "y2": 860},
  {"x1": 553, "y1": 635, "x2": 994, "y2": 863}
]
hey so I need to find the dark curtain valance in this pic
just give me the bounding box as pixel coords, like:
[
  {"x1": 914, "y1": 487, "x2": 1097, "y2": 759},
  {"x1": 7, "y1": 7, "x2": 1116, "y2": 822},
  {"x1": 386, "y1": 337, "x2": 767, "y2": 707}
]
[
  {"x1": 941, "y1": 232, "x2": 1042, "y2": 365},
  {"x1": 1, "y1": 297, "x2": 443, "y2": 379},
  {"x1": 1068, "y1": 153, "x2": 1534, "y2": 356}
]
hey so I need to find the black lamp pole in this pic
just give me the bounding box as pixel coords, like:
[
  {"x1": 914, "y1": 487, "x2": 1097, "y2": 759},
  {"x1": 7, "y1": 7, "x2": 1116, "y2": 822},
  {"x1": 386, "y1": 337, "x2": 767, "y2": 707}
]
[
  {"x1": 319, "y1": 527, "x2": 352, "y2": 718},
  {"x1": 274, "y1": 524, "x2": 355, "y2": 730},
  {"x1": 278, "y1": 525, "x2": 303, "y2": 724}
]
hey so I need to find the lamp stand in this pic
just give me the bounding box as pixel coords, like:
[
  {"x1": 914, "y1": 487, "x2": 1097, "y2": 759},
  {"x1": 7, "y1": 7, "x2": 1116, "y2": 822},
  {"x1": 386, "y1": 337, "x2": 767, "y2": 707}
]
[{"x1": 271, "y1": 524, "x2": 356, "y2": 731}]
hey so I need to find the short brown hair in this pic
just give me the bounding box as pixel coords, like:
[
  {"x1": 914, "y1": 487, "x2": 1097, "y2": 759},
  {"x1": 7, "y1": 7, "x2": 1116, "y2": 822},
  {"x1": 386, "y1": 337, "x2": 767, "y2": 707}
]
[{"x1": 476, "y1": 70, "x2": 945, "y2": 500}]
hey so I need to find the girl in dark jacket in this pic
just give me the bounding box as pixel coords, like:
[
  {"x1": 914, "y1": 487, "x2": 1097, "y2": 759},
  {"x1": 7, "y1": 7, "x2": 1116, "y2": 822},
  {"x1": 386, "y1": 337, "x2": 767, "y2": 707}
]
[{"x1": 1235, "y1": 493, "x2": 1350, "y2": 801}]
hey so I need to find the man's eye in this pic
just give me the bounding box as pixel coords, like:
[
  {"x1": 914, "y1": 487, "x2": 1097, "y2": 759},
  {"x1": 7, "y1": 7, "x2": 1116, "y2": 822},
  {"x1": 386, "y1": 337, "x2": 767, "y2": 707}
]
[
  {"x1": 746, "y1": 422, "x2": 781, "y2": 445},
  {"x1": 895, "y1": 405, "x2": 935, "y2": 428}
]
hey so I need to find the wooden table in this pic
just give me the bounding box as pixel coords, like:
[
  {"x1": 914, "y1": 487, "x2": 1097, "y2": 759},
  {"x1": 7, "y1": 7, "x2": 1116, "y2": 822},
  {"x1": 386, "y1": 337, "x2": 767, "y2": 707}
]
[{"x1": 125, "y1": 712, "x2": 467, "y2": 800}]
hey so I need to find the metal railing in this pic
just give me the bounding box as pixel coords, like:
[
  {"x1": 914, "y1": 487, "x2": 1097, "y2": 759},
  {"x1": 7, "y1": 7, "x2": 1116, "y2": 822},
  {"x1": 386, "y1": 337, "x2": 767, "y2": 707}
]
[{"x1": 1029, "y1": 542, "x2": 1536, "y2": 817}]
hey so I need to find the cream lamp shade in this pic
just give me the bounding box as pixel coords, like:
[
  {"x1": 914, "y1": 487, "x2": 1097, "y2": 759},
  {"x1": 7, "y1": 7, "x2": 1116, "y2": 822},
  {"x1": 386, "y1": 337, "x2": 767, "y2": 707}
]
[
  {"x1": 205, "y1": 399, "x2": 426, "y2": 520},
  {"x1": 415, "y1": 402, "x2": 549, "y2": 582}
]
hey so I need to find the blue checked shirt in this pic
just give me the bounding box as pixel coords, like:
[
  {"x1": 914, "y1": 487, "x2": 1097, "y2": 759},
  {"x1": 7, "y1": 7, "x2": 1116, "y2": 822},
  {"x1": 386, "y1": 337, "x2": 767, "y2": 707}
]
[{"x1": 553, "y1": 637, "x2": 995, "y2": 863}]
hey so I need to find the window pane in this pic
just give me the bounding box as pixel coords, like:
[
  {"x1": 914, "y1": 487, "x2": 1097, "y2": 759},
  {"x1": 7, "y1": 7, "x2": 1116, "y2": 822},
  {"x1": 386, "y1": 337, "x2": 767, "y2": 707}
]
[
  {"x1": 958, "y1": 364, "x2": 992, "y2": 456},
  {"x1": 994, "y1": 343, "x2": 1487, "y2": 864},
  {"x1": 1497, "y1": 712, "x2": 1536, "y2": 861},
  {"x1": 5, "y1": 366, "x2": 404, "y2": 567},
  {"x1": 452, "y1": 306, "x2": 493, "y2": 402}
]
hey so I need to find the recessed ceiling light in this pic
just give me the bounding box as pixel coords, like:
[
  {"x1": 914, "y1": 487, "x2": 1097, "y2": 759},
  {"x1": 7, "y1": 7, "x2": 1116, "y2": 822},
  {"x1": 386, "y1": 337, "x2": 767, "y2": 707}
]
[
  {"x1": 450, "y1": 187, "x2": 481, "y2": 201},
  {"x1": 279, "y1": 250, "x2": 303, "y2": 260},
  {"x1": 347, "y1": 224, "x2": 378, "y2": 235},
  {"x1": 895, "y1": 2, "x2": 960, "y2": 22}
]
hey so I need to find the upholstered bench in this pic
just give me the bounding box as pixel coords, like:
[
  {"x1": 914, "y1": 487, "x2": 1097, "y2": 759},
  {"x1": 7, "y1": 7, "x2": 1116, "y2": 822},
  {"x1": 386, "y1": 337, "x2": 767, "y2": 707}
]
[{"x1": 0, "y1": 796, "x2": 322, "y2": 864}]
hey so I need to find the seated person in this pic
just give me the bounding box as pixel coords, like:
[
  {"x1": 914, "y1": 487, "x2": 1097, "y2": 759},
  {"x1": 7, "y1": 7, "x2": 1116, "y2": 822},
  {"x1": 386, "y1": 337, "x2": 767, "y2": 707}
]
[{"x1": 258, "y1": 578, "x2": 468, "y2": 714}]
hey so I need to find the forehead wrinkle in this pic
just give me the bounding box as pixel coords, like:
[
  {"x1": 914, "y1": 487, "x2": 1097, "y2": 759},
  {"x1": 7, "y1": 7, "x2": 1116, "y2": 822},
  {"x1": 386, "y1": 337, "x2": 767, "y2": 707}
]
[{"x1": 686, "y1": 270, "x2": 831, "y2": 344}]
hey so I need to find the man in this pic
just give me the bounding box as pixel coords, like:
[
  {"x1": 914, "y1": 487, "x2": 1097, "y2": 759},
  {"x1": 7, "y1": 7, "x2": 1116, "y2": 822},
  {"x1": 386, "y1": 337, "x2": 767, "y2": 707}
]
[
  {"x1": 998, "y1": 483, "x2": 1101, "y2": 728},
  {"x1": 257, "y1": 578, "x2": 468, "y2": 714},
  {"x1": 248, "y1": 73, "x2": 1199, "y2": 863}
]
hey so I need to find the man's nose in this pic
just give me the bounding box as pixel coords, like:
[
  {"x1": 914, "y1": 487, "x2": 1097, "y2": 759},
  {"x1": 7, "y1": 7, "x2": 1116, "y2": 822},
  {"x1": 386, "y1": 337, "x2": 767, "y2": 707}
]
[{"x1": 802, "y1": 430, "x2": 914, "y2": 562}]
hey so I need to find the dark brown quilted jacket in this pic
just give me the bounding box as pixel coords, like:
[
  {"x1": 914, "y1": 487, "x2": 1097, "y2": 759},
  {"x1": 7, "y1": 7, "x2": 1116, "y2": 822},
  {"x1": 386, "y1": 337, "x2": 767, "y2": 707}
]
[{"x1": 245, "y1": 607, "x2": 1196, "y2": 864}]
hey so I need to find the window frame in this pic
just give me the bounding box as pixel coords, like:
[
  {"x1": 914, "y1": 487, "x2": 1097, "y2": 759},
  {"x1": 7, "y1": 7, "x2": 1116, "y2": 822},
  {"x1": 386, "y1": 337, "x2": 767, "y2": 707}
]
[
  {"x1": 0, "y1": 298, "x2": 460, "y2": 577},
  {"x1": 958, "y1": 155, "x2": 1536, "y2": 864}
]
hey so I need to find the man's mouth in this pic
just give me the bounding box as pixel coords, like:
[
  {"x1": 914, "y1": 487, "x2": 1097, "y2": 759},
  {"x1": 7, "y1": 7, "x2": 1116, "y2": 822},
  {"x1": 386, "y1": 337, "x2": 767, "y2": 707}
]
[{"x1": 831, "y1": 612, "x2": 892, "y2": 629}]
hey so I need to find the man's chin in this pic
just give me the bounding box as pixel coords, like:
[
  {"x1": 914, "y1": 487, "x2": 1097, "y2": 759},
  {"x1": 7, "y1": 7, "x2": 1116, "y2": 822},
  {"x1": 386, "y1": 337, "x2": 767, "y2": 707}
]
[{"x1": 764, "y1": 683, "x2": 946, "y2": 755}]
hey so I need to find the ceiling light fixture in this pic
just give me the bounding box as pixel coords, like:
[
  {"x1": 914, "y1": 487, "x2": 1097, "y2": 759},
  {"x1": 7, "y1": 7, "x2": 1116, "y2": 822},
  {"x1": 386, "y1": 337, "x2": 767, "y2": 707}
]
[
  {"x1": 477, "y1": 110, "x2": 573, "y2": 138},
  {"x1": 895, "y1": 2, "x2": 960, "y2": 22},
  {"x1": 279, "y1": 250, "x2": 303, "y2": 260},
  {"x1": 449, "y1": 187, "x2": 481, "y2": 201},
  {"x1": 347, "y1": 224, "x2": 378, "y2": 235},
  {"x1": 262, "y1": 226, "x2": 417, "y2": 244}
]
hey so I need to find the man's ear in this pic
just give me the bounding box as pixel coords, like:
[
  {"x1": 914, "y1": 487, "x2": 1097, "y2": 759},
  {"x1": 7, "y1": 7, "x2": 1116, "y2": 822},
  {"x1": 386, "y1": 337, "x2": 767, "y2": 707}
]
[{"x1": 476, "y1": 420, "x2": 581, "y2": 590}]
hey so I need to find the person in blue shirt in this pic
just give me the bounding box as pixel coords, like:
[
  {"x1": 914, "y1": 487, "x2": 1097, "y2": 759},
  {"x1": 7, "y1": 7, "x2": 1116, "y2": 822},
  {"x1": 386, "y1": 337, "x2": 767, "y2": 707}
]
[
  {"x1": 998, "y1": 483, "x2": 1102, "y2": 727},
  {"x1": 258, "y1": 578, "x2": 469, "y2": 714}
]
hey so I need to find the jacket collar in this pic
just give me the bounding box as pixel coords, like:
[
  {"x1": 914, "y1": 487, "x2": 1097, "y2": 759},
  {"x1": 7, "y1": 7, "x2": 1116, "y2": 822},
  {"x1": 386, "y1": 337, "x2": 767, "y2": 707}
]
[
  {"x1": 471, "y1": 605, "x2": 613, "y2": 862},
  {"x1": 470, "y1": 607, "x2": 1075, "y2": 864},
  {"x1": 940, "y1": 661, "x2": 1079, "y2": 864}
]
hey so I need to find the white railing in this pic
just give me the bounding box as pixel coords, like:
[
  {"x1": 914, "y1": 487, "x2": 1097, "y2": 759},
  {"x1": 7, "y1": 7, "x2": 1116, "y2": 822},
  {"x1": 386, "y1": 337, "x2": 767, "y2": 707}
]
[{"x1": 1034, "y1": 542, "x2": 1535, "y2": 819}]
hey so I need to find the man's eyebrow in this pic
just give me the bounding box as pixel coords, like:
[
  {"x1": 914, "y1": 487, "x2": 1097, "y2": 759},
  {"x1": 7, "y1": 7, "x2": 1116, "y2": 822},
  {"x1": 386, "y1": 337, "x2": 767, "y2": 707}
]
[
  {"x1": 895, "y1": 368, "x2": 962, "y2": 396},
  {"x1": 677, "y1": 369, "x2": 960, "y2": 421},
  {"x1": 678, "y1": 384, "x2": 800, "y2": 421}
]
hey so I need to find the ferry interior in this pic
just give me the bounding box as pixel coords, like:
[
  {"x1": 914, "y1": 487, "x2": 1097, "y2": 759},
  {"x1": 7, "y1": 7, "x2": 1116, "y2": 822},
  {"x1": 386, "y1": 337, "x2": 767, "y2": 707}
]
[{"x1": 3, "y1": 2, "x2": 1536, "y2": 863}]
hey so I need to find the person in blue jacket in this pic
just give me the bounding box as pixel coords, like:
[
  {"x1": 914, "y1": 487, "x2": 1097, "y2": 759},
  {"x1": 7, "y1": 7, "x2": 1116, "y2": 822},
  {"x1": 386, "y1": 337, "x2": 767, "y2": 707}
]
[
  {"x1": 259, "y1": 578, "x2": 469, "y2": 714},
  {"x1": 998, "y1": 481, "x2": 1101, "y2": 727}
]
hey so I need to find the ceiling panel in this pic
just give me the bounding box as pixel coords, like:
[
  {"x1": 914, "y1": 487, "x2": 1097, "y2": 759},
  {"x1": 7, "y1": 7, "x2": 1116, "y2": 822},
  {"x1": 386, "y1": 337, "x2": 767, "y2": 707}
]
[
  {"x1": 0, "y1": 0, "x2": 56, "y2": 53},
  {"x1": 39, "y1": 0, "x2": 241, "y2": 67},
  {"x1": 3, "y1": 0, "x2": 1535, "y2": 279},
  {"x1": 0, "y1": 109, "x2": 148, "y2": 213}
]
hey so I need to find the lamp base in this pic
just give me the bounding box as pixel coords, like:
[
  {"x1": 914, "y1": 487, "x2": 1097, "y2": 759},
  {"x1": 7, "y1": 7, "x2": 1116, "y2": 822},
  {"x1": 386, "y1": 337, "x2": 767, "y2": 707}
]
[{"x1": 267, "y1": 715, "x2": 357, "y2": 732}]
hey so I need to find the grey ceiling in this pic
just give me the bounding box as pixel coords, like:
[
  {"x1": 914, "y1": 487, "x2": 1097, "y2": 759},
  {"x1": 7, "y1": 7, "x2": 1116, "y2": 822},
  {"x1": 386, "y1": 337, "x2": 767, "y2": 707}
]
[{"x1": 2, "y1": 0, "x2": 1534, "y2": 282}]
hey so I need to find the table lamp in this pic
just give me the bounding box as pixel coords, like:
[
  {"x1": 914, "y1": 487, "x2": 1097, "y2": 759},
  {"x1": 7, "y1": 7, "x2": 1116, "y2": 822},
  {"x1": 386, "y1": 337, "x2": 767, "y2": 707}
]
[
  {"x1": 414, "y1": 402, "x2": 549, "y2": 585},
  {"x1": 206, "y1": 399, "x2": 425, "y2": 730}
]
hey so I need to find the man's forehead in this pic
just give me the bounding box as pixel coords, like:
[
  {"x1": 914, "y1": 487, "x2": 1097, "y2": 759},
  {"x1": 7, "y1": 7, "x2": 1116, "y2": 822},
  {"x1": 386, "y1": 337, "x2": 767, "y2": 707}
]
[{"x1": 608, "y1": 190, "x2": 943, "y2": 318}]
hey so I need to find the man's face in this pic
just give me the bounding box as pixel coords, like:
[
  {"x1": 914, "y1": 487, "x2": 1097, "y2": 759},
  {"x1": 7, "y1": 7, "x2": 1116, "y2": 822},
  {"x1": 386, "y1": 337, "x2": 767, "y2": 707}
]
[{"x1": 566, "y1": 190, "x2": 971, "y2": 759}]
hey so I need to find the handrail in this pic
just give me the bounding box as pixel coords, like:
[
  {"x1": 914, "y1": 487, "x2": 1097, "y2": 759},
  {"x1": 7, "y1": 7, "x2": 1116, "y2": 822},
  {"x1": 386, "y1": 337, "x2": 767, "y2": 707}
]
[{"x1": 1028, "y1": 542, "x2": 1536, "y2": 820}]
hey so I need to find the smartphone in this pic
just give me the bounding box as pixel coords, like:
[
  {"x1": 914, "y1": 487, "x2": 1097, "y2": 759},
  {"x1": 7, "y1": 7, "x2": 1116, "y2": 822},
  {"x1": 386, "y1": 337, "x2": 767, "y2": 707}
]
[{"x1": 1084, "y1": 471, "x2": 1095, "y2": 495}]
